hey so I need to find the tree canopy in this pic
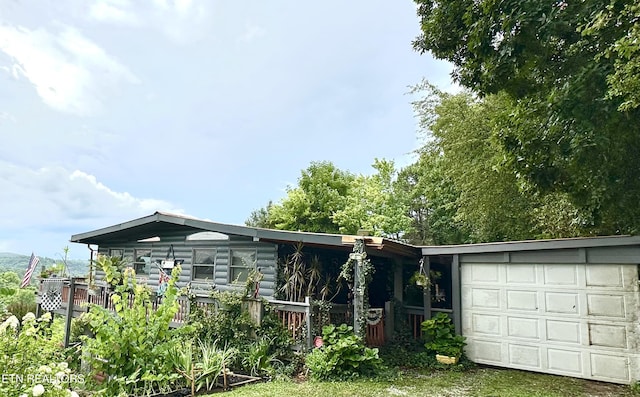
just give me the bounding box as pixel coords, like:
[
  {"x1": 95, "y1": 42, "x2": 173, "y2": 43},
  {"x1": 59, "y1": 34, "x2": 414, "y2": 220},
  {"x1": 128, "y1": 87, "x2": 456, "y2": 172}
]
[{"x1": 413, "y1": 0, "x2": 640, "y2": 234}]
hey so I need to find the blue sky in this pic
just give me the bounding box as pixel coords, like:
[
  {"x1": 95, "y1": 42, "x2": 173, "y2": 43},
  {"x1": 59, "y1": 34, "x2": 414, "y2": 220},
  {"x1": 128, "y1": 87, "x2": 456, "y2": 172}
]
[{"x1": 0, "y1": 0, "x2": 454, "y2": 259}]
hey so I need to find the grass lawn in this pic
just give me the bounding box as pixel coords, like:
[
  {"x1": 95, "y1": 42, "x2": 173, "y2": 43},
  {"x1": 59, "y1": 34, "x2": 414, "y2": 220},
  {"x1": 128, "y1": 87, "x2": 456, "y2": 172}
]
[{"x1": 215, "y1": 367, "x2": 639, "y2": 397}]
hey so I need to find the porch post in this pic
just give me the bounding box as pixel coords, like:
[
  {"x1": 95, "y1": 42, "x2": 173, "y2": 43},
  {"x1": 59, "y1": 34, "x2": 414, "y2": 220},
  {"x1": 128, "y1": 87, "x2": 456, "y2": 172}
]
[
  {"x1": 63, "y1": 278, "x2": 75, "y2": 348},
  {"x1": 423, "y1": 256, "x2": 431, "y2": 321},
  {"x1": 350, "y1": 238, "x2": 366, "y2": 337},
  {"x1": 452, "y1": 254, "x2": 462, "y2": 334}
]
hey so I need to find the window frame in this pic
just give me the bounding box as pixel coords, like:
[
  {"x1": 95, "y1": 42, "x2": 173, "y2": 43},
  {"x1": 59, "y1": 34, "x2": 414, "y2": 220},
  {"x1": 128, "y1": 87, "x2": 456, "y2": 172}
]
[
  {"x1": 229, "y1": 248, "x2": 257, "y2": 283},
  {"x1": 133, "y1": 248, "x2": 152, "y2": 276},
  {"x1": 108, "y1": 248, "x2": 124, "y2": 259},
  {"x1": 191, "y1": 248, "x2": 217, "y2": 282}
]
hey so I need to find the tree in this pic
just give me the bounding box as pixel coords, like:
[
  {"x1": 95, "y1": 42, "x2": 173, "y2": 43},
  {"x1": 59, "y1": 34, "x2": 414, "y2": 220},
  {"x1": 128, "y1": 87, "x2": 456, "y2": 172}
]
[
  {"x1": 413, "y1": 0, "x2": 640, "y2": 234},
  {"x1": 266, "y1": 161, "x2": 355, "y2": 233},
  {"x1": 333, "y1": 159, "x2": 412, "y2": 239},
  {"x1": 396, "y1": 150, "x2": 469, "y2": 245},
  {"x1": 245, "y1": 201, "x2": 274, "y2": 228},
  {"x1": 410, "y1": 81, "x2": 586, "y2": 242}
]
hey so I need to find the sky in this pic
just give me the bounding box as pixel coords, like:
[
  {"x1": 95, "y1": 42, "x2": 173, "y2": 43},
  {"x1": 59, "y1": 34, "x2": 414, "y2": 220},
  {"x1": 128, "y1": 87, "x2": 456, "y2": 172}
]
[{"x1": 0, "y1": 0, "x2": 454, "y2": 260}]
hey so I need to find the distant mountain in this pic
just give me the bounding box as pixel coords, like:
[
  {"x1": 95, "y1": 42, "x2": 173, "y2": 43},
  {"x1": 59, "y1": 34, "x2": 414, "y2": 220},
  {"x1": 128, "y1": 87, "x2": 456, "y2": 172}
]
[{"x1": 0, "y1": 252, "x2": 89, "y2": 277}]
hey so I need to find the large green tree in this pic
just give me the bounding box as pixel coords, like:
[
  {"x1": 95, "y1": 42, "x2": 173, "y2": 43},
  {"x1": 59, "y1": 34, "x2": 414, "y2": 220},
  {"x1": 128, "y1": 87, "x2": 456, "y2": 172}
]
[
  {"x1": 333, "y1": 159, "x2": 412, "y2": 239},
  {"x1": 413, "y1": 0, "x2": 640, "y2": 234},
  {"x1": 410, "y1": 82, "x2": 585, "y2": 242},
  {"x1": 258, "y1": 161, "x2": 355, "y2": 233}
]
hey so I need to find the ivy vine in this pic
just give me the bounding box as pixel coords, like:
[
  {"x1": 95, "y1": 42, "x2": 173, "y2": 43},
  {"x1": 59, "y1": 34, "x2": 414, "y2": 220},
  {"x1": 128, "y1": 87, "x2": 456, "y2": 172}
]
[{"x1": 338, "y1": 238, "x2": 375, "y2": 338}]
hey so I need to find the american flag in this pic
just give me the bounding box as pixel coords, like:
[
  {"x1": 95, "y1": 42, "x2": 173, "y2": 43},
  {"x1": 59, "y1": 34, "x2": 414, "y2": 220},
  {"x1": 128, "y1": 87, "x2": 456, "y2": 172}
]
[
  {"x1": 158, "y1": 268, "x2": 170, "y2": 285},
  {"x1": 20, "y1": 253, "x2": 40, "y2": 288}
]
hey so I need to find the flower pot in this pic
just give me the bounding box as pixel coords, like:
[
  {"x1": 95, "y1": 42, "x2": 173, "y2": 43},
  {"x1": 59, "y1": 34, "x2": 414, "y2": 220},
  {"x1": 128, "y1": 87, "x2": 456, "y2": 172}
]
[{"x1": 435, "y1": 354, "x2": 459, "y2": 365}]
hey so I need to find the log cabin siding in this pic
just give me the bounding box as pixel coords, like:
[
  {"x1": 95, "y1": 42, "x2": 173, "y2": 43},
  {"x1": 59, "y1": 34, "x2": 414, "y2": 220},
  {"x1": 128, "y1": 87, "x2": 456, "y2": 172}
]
[{"x1": 93, "y1": 234, "x2": 278, "y2": 298}]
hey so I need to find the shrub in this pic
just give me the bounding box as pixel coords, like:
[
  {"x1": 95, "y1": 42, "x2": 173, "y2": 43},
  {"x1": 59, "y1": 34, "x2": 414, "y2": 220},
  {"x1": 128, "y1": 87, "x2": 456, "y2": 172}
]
[
  {"x1": 0, "y1": 312, "x2": 83, "y2": 396},
  {"x1": 83, "y1": 264, "x2": 186, "y2": 395},
  {"x1": 305, "y1": 324, "x2": 383, "y2": 381},
  {"x1": 421, "y1": 313, "x2": 466, "y2": 358},
  {"x1": 188, "y1": 290, "x2": 293, "y2": 376}
]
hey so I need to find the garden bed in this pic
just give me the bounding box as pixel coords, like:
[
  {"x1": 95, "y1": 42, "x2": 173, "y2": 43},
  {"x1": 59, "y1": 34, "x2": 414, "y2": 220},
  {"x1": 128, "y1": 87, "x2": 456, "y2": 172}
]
[{"x1": 143, "y1": 374, "x2": 262, "y2": 397}]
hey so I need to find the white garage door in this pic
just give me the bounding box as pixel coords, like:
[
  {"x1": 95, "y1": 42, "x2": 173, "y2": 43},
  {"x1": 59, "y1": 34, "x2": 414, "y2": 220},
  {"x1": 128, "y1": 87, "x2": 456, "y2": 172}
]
[{"x1": 461, "y1": 263, "x2": 640, "y2": 384}]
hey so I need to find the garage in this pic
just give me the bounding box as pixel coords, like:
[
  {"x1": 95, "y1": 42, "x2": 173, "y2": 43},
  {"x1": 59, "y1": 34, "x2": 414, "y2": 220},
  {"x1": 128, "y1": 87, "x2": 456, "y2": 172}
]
[{"x1": 423, "y1": 236, "x2": 640, "y2": 384}]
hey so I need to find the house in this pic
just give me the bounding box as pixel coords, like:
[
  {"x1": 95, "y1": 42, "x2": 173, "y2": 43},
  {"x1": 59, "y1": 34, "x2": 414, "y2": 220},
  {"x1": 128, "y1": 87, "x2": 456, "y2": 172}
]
[
  {"x1": 62, "y1": 211, "x2": 640, "y2": 384},
  {"x1": 69, "y1": 211, "x2": 422, "y2": 302}
]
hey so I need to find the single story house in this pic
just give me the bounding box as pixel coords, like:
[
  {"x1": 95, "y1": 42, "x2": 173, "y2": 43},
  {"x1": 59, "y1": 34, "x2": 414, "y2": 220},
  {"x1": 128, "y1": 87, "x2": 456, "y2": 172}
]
[{"x1": 68, "y1": 212, "x2": 640, "y2": 384}]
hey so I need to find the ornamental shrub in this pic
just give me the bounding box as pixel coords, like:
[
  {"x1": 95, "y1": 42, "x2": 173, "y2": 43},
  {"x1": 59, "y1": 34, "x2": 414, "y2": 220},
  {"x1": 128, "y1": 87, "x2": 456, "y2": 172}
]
[{"x1": 305, "y1": 323, "x2": 382, "y2": 381}]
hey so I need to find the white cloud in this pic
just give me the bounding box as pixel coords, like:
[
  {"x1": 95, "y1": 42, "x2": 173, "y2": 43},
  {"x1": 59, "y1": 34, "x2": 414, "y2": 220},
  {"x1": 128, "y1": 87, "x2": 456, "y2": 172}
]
[
  {"x1": 0, "y1": 24, "x2": 139, "y2": 115},
  {"x1": 87, "y1": 0, "x2": 209, "y2": 43},
  {"x1": 89, "y1": 0, "x2": 139, "y2": 25},
  {"x1": 0, "y1": 161, "x2": 183, "y2": 255}
]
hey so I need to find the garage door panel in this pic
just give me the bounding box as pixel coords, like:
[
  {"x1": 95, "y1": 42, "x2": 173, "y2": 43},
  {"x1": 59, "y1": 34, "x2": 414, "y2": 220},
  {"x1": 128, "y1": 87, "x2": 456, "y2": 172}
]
[
  {"x1": 468, "y1": 338, "x2": 502, "y2": 362},
  {"x1": 470, "y1": 288, "x2": 500, "y2": 309},
  {"x1": 543, "y1": 265, "x2": 578, "y2": 286},
  {"x1": 470, "y1": 264, "x2": 500, "y2": 283},
  {"x1": 547, "y1": 348, "x2": 583, "y2": 374},
  {"x1": 509, "y1": 344, "x2": 541, "y2": 368},
  {"x1": 586, "y1": 265, "x2": 623, "y2": 287},
  {"x1": 587, "y1": 294, "x2": 626, "y2": 318},
  {"x1": 471, "y1": 313, "x2": 501, "y2": 336},
  {"x1": 507, "y1": 265, "x2": 537, "y2": 284},
  {"x1": 589, "y1": 323, "x2": 627, "y2": 348},
  {"x1": 545, "y1": 292, "x2": 579, "y2": 315},
  {"x1": 507, "y1": 317, "x2": 539, "y2": 340},
  {"x1": 506, "y1": 290, "x2": 539, "y2": 311},
  {"x1": 591, "y1": 354, "x2": 629, "y2": 381},
  {"x1": 546, "y1": 320, "x2": 581, "y2": 344}
]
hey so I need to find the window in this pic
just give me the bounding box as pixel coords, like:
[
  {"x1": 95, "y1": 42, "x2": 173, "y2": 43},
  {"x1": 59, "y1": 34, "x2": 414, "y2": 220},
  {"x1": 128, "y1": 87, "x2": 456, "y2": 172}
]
[
  {"x1": 134, "y1": 249, "x2": 152, "y2": 275},
  {"x1": 229, "y1": 249, "x2": 256, "y2": 283},
  {"x1": 109, "y1": 249, "x2": 124, "y2": 259},
  {"x1": 192, "y1": 249, "x2": 216, "y2": 281}
]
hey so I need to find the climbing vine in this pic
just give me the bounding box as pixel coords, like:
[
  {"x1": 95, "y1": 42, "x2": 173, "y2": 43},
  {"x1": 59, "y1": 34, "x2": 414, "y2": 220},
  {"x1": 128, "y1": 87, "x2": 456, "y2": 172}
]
[{"x1": 338, "y1": 238, "x2": 374, "y2": 338}]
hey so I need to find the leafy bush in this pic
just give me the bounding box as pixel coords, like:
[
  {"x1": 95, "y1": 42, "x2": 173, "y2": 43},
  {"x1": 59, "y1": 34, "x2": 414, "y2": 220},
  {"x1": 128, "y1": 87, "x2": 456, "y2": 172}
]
[
  {"x1": 305, "y1": 324, "x2": 383, "y2": 381},
  {"x1": 83, "y1": 264, "x2": 186, "y2": 395},
  {"x1": 0, "y1": 312, "x2": 83, "y2": 396},
  {"x1": 421, "y1": 313, "x2": 466, "y2": 358},
  {"x1": 188, "y1": 290, "x2": 293, "y2": 377}
]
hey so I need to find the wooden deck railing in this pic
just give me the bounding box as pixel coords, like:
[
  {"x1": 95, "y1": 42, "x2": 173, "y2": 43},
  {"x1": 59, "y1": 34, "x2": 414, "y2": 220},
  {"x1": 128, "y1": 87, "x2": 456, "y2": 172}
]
[{"x1": 41, "y1": 278, "x2": 412, "y2": 349}]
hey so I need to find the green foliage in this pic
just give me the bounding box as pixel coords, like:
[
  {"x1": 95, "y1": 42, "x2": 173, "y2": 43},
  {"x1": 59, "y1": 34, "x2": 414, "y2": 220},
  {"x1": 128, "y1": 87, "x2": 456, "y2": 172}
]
[
  {"x1": 83, "y1": 263, "x2": 184, "y2": 395},
  {"x1": 396, "y1": 152, "x2": 470, "y2": 245},
  {"x1": 277, "y1": 243, "x2": 343, "y2": 303},
  {"x1": 249, "y1": 160, "x2": 412, "y2": 239},
  {"x1": 413, "y1": 0, "x2": 640, "y2": 235},
  {"x1": 333, "y1": 159, "x2": 412, "y2": 239},
  {"x1": 93, "y1": 254, "x2": 129, "y2": 288},
  {"x1": 189, "y1": 290, "x2": 294, "y2": 377},
  {"x1": 168, "y1": 339, "x2": 235, "y2": 395},
  {"x1": 0, "y1": 271, "x2": 37, "y2": 320},
  {"x1": 305, "y1": 324, "x2": 383, "y2": 381},
  {"x1": 408, "y1": 82, "x2": 589, "y2": 242},
  {"x1": 0, "y1": 312, "x2": 83, "y2": 396},
  {"x1": 421, "y1": 313, "x2": 465, "y2": 358},
  {"x1": 266, "y1": 161, "x2": 355, "y2": 233},
  {"x1": 339, "y1": 239, "x2": 374, "y2": 337}
]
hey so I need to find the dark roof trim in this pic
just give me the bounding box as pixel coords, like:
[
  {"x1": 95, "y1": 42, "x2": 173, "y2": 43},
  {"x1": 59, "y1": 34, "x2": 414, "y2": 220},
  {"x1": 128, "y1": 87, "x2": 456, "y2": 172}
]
[
  {"x1": 70, "y1": 212, "x2": 421, "y2": 257},
  {"x1": 421, "y1": 235, "x2": 640, "y2": 255}
]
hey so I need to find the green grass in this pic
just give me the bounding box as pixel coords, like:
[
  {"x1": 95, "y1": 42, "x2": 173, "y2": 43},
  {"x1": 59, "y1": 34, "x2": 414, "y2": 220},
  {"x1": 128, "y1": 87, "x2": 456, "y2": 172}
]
[{"x1": 211, "y1": 367, "x2": 640, "y2": 397}]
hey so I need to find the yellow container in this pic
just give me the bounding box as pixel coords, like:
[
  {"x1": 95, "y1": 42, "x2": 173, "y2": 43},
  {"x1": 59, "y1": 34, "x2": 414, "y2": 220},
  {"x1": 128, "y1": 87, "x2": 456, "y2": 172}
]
[{"x1": 436, "y1": 354, "x2": 459, "y2": 365}]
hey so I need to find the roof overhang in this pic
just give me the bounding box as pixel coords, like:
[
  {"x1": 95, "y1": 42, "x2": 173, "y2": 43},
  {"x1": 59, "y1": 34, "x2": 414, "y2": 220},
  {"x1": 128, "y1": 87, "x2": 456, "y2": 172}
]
[{"x1": 70, "y1": 212, "x2": 422, "y2": 258}]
